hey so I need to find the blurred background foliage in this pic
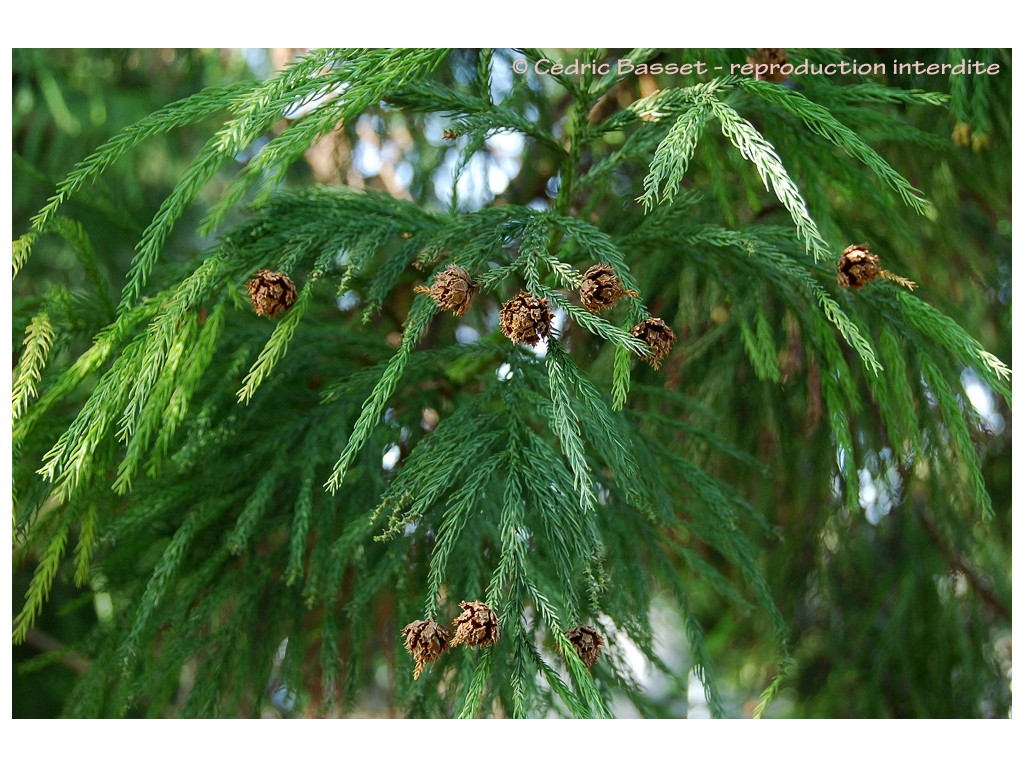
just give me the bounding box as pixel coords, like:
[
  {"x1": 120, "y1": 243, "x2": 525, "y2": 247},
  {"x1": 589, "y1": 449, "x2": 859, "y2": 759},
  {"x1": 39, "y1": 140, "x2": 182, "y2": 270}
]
[{"x1": 11, "y1": 48, "x2": 1011, "y2": 718}]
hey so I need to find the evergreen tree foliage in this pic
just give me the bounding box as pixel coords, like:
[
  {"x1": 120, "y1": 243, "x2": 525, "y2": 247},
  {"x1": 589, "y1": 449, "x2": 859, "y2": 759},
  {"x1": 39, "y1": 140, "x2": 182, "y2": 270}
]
[{"x1": 12, "y1": 48, "x2": 1011, "y2": 718}]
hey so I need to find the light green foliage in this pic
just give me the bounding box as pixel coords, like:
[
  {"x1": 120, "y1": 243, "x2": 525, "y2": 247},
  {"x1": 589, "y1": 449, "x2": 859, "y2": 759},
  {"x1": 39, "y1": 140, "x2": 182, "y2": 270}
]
[
  {"x1": 710, "y1": 98, "x2": 833, "y2": 264},
  {"x1": 12, "y1": 312, "x2": 55, "y2": 420},
  {"x1": 237, "y1": 282, "x2": 314, "y2": 404},
  {"x1": 15, "y1": 79, "x2": 256, "y2": 276},
  {"x1": 12, "y1": 48, "x2": 1011, "y2": 719},
  {"x1": 737, "y1": 79, "x2": 930, "y2": 214},
  {"x1": 13, "y1": 515, "x2": 72, "y2": 644},
  {"x1": 639, "y1": 101, "x2": 712, "y2": 209}
]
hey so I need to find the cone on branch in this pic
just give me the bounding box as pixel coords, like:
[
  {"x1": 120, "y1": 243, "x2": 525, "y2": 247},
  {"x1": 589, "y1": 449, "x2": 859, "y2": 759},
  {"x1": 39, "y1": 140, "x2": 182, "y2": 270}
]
[
  {"x1": 414, "y1": 263, "x2": 478, "y2": 316},
  {"x1": 450, "y1": 600, "x2": 500, "y2": 648},
  {"x1": 247, "y1": 269, "x2": 298, "y2": 318},
  {"x1": 748, "y1": 48, "x2": 788, "y2": 83},
  {"x1": 565, "y1": 625, "x2": 604, "y2": 668},
  {"x1": 401, "y1": 619, "x2": 450, "y2": 680},
  {"x1": 579, "y1": 264, "x2": 639, "y2": 312},
  {"x1": 631, "y1": 317, "x2": 677, "y2": 369},
  {"x1": 499, "y1": 291, "x2": 553, "y2": 346},
  {"x1": 837, "y1": 244, "x2": 916, "y2": 291}
]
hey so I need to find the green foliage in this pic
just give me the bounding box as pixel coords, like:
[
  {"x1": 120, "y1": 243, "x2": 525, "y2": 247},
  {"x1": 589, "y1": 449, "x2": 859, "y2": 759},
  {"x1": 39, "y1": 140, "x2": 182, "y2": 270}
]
[
  {"x1": 12, "y1": 48, "x2": 1011, "y2": 719},
  {"x1": 12, "y1": 312, "x2": 55, "y2": 421}
]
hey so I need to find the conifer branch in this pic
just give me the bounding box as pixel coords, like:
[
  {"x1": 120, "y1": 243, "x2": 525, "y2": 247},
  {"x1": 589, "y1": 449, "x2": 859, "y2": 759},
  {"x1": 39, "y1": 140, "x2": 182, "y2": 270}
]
[
  {"x1": 14, "y1": 80, "x2": 255, "y2": 275},
  {"x1": 738, "y1": 79, "x2": 931, "y2": 214},
  {"x1": 237, "y1": 282, "x2": 313, "y2": 404},
  {"x1": 324, "y1": 297, "x2": 439, "y2": 493},
  {"x1": 639, "y1": 101, "x2": 711, "y2": 210},
  {"x1": 708, "y1": 98, "x2": 833, "y2": 264},
  {"x1": 13, "y1": 312, "x2": 55, "y2": 421},
  {"x1": 12, "y1": 47, "x2": 1010, "y2": 720},
  {"x1": 12, "y1": 515, "x2": 73, "y2": 644}
]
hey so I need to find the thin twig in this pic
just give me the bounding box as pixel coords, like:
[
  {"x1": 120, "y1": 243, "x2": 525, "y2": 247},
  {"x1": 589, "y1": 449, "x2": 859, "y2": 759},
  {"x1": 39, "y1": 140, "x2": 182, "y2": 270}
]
[
  {"x1": 23, "y1": 628, "x2": 92, "y2": 674},
  {"x1": 915, "y1": 508, "x2": 1010, "y2": 621}
]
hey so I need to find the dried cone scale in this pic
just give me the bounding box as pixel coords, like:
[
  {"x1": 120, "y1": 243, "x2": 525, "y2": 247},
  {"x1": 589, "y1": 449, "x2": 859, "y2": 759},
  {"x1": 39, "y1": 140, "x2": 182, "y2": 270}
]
[
  {"x1": 247, "y1": 269, "x2": 298, "y2": 317},
  {"x1": 565, "y1": 625, "x2": 604, "y2": 668},
  {"x1": 414, "y1": 263, "x2": 478, "y2": 316},
  {"x1": 499, "y1": 291, "x2": 553, "y2": 346},
  {"x1": 579, "y1": 264, "x2": 639, "y2": 312},
  {"x1": 631, "y1": 317, "x2": 677, "y2": 370},
  {"x1": 837, "y1": 244, "x2": 917, "y2": 291},
  {"x1": 401, "y1": 619, "x2": 450, "y2": 680},
  {"x1": 450, "y1": 600, "x2": 500, "y2": 648}
]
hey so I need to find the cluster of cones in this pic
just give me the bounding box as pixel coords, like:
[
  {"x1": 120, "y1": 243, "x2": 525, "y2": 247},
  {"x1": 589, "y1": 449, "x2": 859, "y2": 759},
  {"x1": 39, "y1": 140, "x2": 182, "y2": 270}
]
[
  {"x1": 245, "y1": 244, "x2": 913, "y2": 368},
  {"x1": 401, "y1": 600, "x2": 605, "y2": 680},
  {"x1": 415, "y1": 262, "x2": 676, "y2": 369}
]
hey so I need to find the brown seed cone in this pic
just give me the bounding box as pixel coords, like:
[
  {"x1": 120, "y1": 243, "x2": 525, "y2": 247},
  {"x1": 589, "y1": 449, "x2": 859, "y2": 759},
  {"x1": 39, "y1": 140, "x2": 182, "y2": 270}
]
[
  {"x1": 631, "y1": 317, "x2": 677, "y2": 370},
  {"x1": 836, "y1": 244, "x2": 881, "y2": 289},
  {"x1": 247, "y1": 269, "x2": 298, "y2": 317},
  {"x1": 450, "y1": 600, "x2": 500, "y2": 648},
  {"x1": 414, "y1": 264, "x2": 478, "y2": 316},
  {"x1": 579, "y1": 264, "x2": 639, "y2": 312},
  {"x1": 748, "y1": 48, "x2": 788, "y2": 82},
  {"x1": 565, "y1": 625, "x2": 605, "y2": 668},
  {"x1": 401, "y1": 619, "x2": 450, "y2": 680},
  {"x1": 499, "y1": 291, "x2": 553, "y2": 346},
  {"x1": 837, "y1": 245, "x2": 918, "y2": 291}
]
